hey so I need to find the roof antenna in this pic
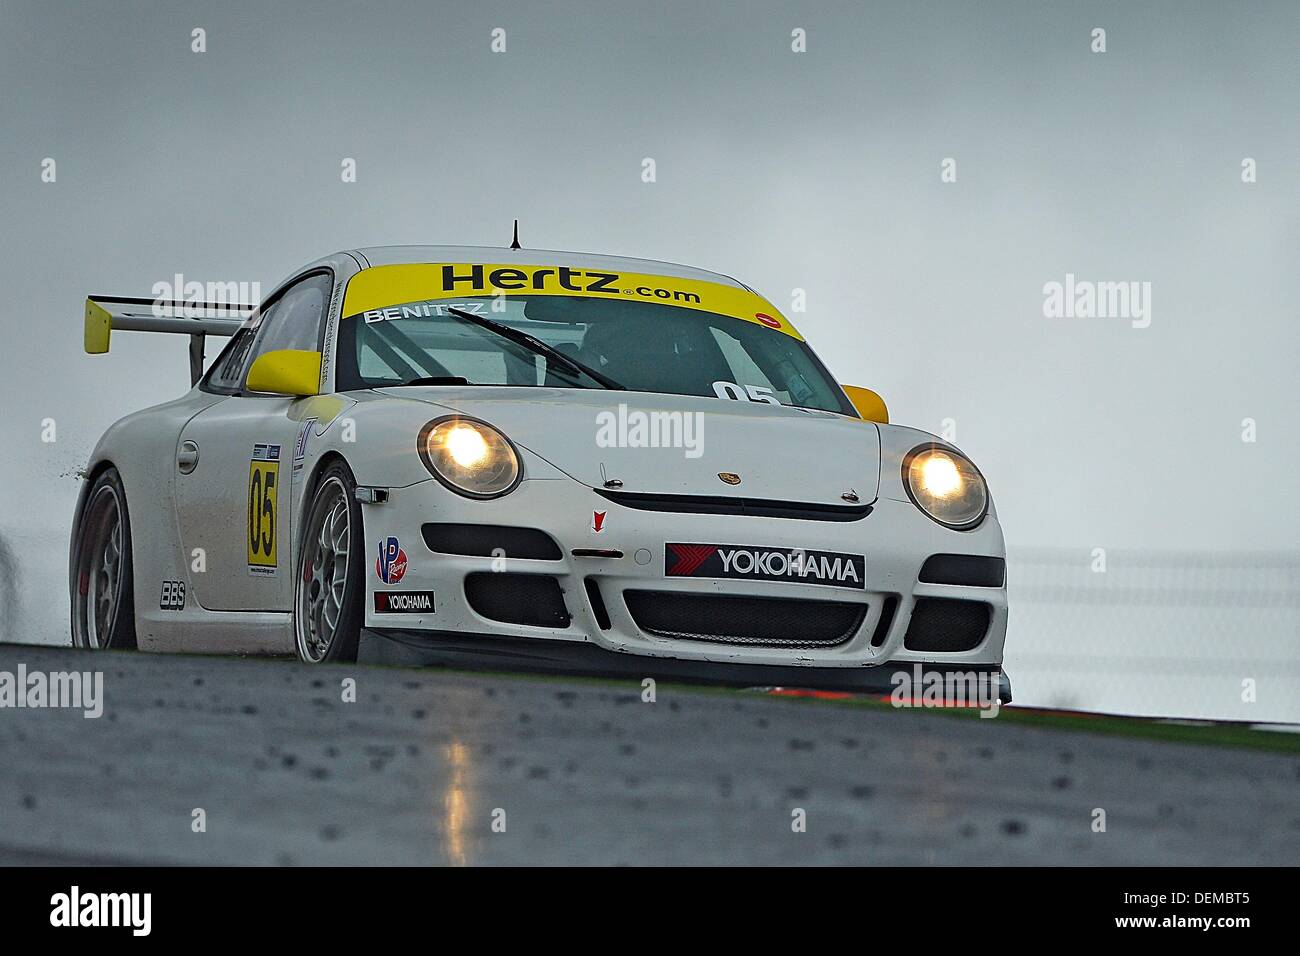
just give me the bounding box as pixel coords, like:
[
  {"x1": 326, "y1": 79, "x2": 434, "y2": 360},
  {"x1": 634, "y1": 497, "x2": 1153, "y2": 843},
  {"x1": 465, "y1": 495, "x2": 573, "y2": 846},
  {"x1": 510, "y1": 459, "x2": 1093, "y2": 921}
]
[{"x1": 509, "y1": 219, "x2": 521, "y2": 250}]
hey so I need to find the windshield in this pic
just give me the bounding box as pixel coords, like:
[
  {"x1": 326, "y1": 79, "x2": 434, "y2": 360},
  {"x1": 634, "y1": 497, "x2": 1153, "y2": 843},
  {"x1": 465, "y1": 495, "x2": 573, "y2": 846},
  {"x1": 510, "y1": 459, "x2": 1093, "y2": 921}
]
[{"x1": 335, "y1": 295, "x2": 855, "y2": 415}]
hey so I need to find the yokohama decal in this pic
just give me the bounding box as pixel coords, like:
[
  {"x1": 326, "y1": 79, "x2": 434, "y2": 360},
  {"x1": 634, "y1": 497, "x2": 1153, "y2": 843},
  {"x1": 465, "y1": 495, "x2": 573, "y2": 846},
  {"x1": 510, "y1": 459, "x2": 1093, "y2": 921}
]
[
  {"x1": 374, "y1": 590, "x2": 435, "y2": 613},
  {"x1": 665, "y1": 543, "x2": 865, "y2": 590}
]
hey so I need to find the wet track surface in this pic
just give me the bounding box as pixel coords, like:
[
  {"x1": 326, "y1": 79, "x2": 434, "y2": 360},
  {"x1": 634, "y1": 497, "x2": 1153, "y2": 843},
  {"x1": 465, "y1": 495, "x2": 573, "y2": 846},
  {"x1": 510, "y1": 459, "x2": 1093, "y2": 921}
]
[{"x1": 0, "y1": 644, "x2": 1296, "y2": 865}]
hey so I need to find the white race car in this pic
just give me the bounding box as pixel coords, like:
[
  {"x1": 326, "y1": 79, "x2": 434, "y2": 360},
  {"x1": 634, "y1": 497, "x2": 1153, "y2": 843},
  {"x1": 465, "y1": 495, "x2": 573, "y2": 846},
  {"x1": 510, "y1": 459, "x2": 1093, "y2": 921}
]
[{"x1": 71, "y1": 245, "x2": 1010, "y2": 697}]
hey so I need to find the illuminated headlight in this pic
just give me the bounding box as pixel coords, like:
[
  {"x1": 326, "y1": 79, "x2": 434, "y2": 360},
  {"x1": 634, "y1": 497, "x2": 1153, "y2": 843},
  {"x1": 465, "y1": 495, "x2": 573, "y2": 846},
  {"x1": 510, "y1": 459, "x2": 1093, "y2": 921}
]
[
  {"x1": 418, "y1": 417, "x2": 521, "y2": 499},
  {"x1": 903, "y1": 444, "x2": 988, "y2": 530}
]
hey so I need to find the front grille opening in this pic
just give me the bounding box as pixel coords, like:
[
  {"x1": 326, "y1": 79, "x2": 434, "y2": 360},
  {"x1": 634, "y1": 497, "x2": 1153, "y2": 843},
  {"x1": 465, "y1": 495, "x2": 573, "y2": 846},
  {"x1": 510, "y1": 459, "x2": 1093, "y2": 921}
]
[
  {"x1": 918, "y1": 554, "x2": 1006, "y2": 588},
  {"x1": 594, "y1": 489, "x2": 870, "y2": 522},
  {"x1": 423, "y1": 524, "x2": 562, "y2": 560},
  {"x1": 624, "y1": 590, "x2": 867, "y2": 648},
  {"x1": 903, "y1": 598, "x2": 991, "y2": 652},
  {"x1": 464, "y1": 573, "x2": 571, "y2": 628},
  {"x1": 870, "y1": 594, "x2": 899, "y2": 648},
  {"x1": 584, "y1": 577, "x2": 612, "y2": 630}
]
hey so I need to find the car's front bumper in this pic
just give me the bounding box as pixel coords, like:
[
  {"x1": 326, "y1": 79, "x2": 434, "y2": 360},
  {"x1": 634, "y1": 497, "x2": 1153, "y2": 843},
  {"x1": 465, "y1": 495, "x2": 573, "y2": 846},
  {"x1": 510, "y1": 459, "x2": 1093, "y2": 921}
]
[{"x1": 359, "y1": 473, "x2": 1009, "y2": 677}]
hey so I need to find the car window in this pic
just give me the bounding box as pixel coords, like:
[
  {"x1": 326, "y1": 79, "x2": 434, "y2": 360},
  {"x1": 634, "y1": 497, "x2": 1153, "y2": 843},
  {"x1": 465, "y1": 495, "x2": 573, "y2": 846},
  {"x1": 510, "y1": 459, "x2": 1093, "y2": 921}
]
[
  {"x1": 248, "y1": 273, "x2": 332, "y2": 368},
  {"x1": 354, "y1": 321, "x2": 541, "y2": 386},
  {"x1": 334, "y1": 295, "x2": 853, "y2": 414},
  {"x1": 710, "y1": 327, "x2": 778, "y2": 393},
  {"x1": 208, "y1": 326, "x2": 260, "y2": 390}
]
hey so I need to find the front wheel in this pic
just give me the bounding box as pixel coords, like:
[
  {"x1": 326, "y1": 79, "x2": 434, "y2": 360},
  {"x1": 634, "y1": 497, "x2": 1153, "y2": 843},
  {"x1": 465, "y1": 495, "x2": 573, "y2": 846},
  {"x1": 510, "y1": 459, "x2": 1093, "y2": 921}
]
[
  {"x1": 71, "y1": 467, "x2": 137, "y2": 650},
  {"x1": 294, "y1": 461, "x2": 364, "y2": 663}
]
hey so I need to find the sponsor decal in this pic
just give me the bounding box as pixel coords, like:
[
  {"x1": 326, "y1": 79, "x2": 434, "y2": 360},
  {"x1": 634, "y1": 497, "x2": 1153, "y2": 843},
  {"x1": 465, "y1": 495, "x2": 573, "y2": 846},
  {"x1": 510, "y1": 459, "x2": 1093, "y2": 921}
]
[
  {"x1": 159, "y1": 580, "x2": 185, "y2": 611},
  {"x1": 292, "y1": 417, "x2": 317, "y2": 472},
  {"x1": 591, "y1": 510, "x2": 607, "y2": 533},
  {"x1": 717, "y1": 472, "x2": 742, "y2": 485},
  {"x1": 247, "y1": 444, "x2": 280, "y2": 575},
  {"x1": 339, "y1": 262, "x2": 805, "y2": 340},
  {"x1": 665, "y1": 543, "x2": 865, "y2": 590},
  {"x1": 374, "y1": 590, "x2": 435, "y2": 613},
  {"x1": 431, "y1": 264, "x2": 679, "y2": 299},
  {"x1": 362, "y1": 300, "x2": 490, "y2": 324},
  {"x1": 375, "y1": 535, "x2": 408, "y2": 585}
]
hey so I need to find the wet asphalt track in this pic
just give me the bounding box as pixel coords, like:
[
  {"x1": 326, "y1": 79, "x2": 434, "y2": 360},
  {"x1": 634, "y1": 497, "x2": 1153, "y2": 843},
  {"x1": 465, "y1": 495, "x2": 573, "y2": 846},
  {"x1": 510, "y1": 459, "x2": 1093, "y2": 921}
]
[{"x1": 0, "y1": 643, "x2": 1297, "y2": 865}]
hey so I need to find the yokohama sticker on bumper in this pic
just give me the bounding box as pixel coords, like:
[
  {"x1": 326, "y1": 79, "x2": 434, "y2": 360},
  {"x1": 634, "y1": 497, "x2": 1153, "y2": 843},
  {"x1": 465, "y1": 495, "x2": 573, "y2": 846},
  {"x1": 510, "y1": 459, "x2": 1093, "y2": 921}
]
[
  {"x1": 374, "y1": 591, "x2": 435, "y2": 613},
  {"x1": 665, "y1": 543, "x2": 865, "y2": 589}
]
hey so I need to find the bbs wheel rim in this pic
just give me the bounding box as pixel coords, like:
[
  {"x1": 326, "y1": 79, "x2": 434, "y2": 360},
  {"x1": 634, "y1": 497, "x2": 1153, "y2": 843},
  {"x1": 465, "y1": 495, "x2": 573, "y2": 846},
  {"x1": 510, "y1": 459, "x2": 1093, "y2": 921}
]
[
  {"x1": 296, "y1": 477, "x2": 351, "y2": 662},
  {"x1": 77, "y1": 486, "x2": 125, "y2": 649}
]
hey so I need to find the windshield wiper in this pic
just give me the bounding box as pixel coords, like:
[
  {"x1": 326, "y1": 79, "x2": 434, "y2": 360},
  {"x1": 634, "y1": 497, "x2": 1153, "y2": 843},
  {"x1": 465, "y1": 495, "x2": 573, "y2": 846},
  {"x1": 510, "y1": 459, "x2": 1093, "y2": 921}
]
[{"x1": 445, "y1": 307, "x2": 622, "y2": 390}]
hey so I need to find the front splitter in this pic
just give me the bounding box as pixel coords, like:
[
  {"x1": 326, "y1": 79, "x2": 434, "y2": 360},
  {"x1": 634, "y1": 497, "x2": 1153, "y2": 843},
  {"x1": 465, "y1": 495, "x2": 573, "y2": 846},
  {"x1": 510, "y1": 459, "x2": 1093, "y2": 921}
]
[{"x1": 359, "y1": 627, "x2": 1012, "y2": 701}]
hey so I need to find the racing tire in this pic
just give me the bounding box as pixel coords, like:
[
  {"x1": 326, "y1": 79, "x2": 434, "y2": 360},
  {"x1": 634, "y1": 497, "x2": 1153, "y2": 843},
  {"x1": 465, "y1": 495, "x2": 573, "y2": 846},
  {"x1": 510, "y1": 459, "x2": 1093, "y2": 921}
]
[
  {"x1": 70, "y1": 467, "x2": 138, "y2": 650},
  {"x1": 294, "y1": 460, "x2": 364, "y2": 663}
]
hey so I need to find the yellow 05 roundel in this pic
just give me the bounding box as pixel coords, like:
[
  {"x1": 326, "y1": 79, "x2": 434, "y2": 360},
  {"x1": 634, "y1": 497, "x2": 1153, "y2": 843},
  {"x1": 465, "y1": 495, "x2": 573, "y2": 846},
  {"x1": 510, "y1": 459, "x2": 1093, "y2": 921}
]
[{"x1": 247, "y1": 444, "x2": 281, "y2": 574}]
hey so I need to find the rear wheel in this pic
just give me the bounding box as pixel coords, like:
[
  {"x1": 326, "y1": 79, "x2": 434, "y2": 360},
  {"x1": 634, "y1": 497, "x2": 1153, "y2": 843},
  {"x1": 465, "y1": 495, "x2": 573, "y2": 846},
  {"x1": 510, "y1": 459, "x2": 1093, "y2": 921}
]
[
  {"x1": 294, "y1": 461, "x2": 363, "y2": 663},
  {"x1": 71, "y1": 468, "x2": 137, "y2": 650}
]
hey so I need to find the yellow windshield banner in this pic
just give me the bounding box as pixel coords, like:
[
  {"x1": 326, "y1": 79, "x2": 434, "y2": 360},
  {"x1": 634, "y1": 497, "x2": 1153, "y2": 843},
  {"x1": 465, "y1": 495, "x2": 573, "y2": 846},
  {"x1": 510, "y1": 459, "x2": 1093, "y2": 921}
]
[{"x1": 340, "y1": 263, "x2": 803, "y2": 340}]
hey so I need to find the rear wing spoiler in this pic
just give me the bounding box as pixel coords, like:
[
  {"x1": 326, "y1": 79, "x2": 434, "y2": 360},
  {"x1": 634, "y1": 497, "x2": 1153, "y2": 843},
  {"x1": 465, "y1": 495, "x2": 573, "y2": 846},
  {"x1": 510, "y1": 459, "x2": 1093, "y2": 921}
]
[{"x1": 84, "y1": 295, "x2": 257, "y2": 386}]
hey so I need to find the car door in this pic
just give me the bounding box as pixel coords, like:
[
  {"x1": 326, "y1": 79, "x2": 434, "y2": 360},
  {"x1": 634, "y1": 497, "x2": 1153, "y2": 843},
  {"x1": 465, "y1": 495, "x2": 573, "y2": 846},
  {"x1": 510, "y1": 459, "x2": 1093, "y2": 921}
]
[{"x1": 176, "y1": 272, "x2": 333, "y2": 612}]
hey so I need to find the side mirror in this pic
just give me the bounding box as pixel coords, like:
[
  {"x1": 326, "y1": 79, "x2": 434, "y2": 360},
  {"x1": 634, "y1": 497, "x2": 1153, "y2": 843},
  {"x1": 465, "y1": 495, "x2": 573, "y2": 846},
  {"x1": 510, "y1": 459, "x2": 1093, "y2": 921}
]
[
  {"x1": 841, "y1": 385, "x2": 888, "y2": 423},
  {"x1": 246, "y1": 349, "x2": 322, "y2": 397}
]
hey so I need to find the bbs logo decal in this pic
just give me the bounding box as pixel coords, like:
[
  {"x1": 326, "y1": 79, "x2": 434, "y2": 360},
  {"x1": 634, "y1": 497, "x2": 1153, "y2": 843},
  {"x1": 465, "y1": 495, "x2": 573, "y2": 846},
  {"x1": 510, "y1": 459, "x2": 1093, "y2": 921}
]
[
  {"x1": 666, "y1": 543, "x2": 865, "y2": 590},
  {"x1": 374, "y1": 590, "x2": 435, "y2": 613},
  {"x1": 375, "y1": 536, "x2": 408, "y2": 585},
  {"x1": 160, "y1": 580, "x2": 186, "y2": 611}
]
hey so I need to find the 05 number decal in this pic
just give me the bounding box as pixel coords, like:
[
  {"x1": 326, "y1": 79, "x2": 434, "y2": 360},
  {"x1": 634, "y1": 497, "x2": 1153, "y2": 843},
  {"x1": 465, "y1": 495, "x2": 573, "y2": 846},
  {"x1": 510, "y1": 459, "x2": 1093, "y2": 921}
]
[
  {"x1": 247, "y1": 444, "x2": 281, "y2": 574},
  {"x1": 712, "y1": 380, "x2": 781, "y2": 405}
]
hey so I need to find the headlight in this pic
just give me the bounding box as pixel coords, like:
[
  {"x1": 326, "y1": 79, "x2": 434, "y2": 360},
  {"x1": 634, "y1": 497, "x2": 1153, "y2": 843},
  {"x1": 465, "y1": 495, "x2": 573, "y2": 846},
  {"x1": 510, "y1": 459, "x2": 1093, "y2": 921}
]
[
  {"x1": 418, "y1": 416, "x2": 521, "y2": 498},
  {"x1": 903, "y1": 444, "x2": 988, "y2": 530}
]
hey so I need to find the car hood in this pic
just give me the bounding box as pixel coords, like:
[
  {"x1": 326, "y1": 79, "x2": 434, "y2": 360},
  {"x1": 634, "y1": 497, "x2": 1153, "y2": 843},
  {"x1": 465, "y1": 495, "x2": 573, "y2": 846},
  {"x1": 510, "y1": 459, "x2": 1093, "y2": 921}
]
[{"x1": 374, "y1": 387, "x2": 881, "y2": 504}]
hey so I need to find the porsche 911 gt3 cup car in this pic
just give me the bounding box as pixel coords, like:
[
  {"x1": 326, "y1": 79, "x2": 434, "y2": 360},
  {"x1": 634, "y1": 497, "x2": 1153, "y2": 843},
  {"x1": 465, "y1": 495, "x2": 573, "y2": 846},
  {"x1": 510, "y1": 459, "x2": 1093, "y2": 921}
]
[{"x1": 70, "y1": 245, "x2": 1010, "y2": 698}]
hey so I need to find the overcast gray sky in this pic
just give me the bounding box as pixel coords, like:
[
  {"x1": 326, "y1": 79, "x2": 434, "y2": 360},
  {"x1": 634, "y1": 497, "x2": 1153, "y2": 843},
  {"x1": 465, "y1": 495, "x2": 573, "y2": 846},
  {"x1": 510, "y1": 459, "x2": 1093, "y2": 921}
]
[{"x1": 1, "y1": 1, "x2": 1297, "y2": 558}]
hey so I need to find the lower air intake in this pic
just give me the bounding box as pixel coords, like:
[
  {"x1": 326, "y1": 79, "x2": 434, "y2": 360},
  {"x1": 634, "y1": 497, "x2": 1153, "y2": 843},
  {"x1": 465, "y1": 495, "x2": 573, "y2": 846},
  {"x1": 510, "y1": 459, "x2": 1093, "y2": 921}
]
[
  {"x1": 902, "y1": 598, "x2": 991, "y2": 652},
  {"x1": 423, "y1": 524, "x2": 561, "y2": 560},
  {"x1": 918, "y1": 554, "x2": 1006, "y2": 588},
  {"x1": 464, "y1": 573, "x2": 570, "y2": 628},
  {"x1": 623, "y1": 590, "x2": 866, "y2": 648}
]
